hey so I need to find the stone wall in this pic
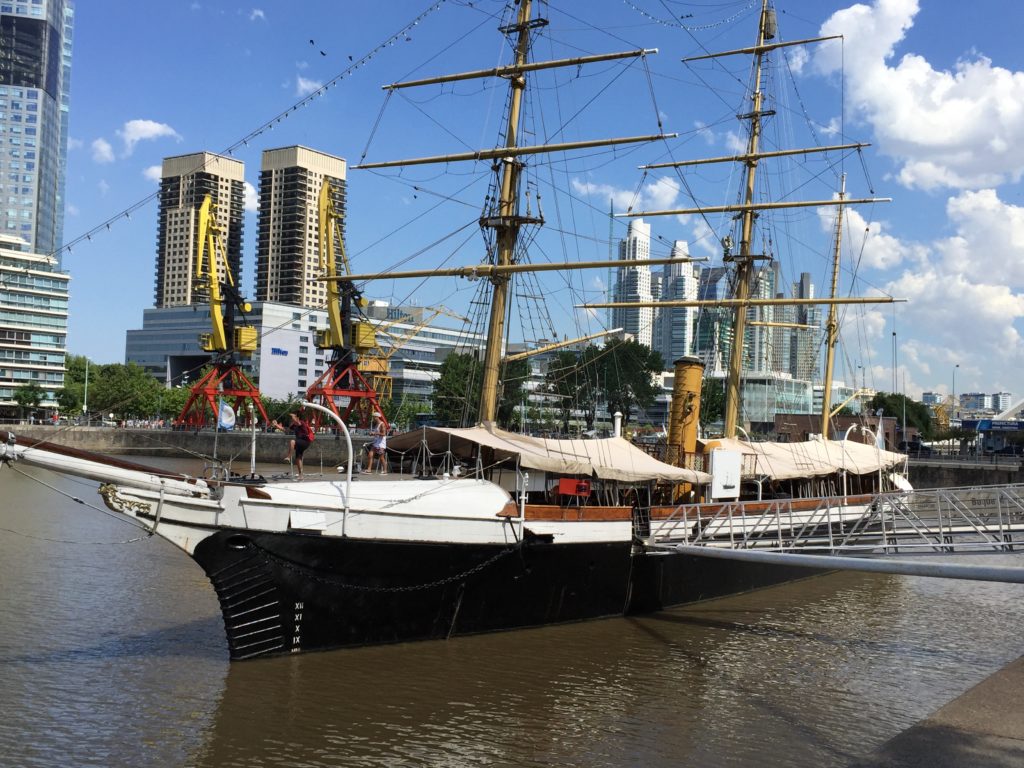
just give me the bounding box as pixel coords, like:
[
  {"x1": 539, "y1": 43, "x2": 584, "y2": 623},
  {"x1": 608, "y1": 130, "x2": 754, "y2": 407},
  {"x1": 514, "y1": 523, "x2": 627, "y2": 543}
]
[{"x1": 9, "y1": 425, "x2": 371, "y2": 467}]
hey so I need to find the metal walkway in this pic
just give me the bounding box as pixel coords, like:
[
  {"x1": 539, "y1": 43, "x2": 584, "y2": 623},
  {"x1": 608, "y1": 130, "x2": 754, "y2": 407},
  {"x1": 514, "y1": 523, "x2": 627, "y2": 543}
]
[
  {"x1": 647, "y1": 484, "x2": 1024, "y2": 555},
  {"x1": 643, "y1": 485, "x2": 1024, "y2": 584}
]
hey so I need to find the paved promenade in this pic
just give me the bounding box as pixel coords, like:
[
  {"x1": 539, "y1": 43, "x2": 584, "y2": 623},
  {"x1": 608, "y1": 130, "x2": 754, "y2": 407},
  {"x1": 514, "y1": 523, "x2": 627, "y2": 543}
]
[{"x1": 851, "y1": 655, "x2": 1024, "y2": 767}]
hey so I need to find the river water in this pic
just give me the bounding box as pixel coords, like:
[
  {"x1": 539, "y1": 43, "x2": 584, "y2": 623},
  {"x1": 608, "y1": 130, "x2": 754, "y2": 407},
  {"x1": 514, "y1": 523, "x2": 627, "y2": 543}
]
[{"x1": 2, "y1": 457, "x2": 1023, "y2": 767}]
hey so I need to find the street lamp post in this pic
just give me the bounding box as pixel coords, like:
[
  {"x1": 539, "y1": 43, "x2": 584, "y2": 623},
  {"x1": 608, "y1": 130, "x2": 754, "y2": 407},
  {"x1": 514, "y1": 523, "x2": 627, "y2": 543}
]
[{"x1": 953, "y1": 363, "x2": 959, "y2": 419}]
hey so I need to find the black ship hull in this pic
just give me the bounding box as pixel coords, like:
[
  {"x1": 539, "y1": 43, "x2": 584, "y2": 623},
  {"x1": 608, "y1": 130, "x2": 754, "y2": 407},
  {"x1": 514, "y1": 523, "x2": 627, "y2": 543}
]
[{"x1": 193, "y1": 528, "x2": 823, "y2": 660}]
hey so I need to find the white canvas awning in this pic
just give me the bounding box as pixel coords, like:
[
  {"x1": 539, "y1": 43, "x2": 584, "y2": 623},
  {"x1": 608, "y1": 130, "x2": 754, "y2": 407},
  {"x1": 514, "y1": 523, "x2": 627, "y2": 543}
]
[
  {"x1": 700, "y1": 436, "x2": 907, "y2": 481},
  {"x1": 388, "y1": 423, "x2": 711, "y2": 484}
]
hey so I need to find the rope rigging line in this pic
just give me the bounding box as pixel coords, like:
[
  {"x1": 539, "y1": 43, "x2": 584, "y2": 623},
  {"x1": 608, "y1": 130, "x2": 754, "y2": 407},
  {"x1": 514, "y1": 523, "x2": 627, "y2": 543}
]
[
  {"x1": 3, "y1": 463, "x2": 154, "y2": 542},
  {"x1": 51, "y1": 0, "x2": 451, "y2": 261}
]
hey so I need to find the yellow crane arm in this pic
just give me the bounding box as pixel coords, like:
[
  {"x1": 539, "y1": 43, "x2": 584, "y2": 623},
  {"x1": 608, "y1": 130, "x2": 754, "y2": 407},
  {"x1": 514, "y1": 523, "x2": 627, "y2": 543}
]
[
  {"x1": 318, "y1": 182, "x2": 347, "y2": 349},
  {"x1": 197, "y1": 196, "x2": 228, "y2": 351}
]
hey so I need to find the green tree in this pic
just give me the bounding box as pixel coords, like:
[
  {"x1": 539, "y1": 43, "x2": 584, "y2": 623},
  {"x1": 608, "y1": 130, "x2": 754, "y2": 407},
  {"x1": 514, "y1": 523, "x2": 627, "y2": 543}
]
[
  {"x1": 55, "y1": 354, "x2": 89, "y2": 416},
  {"x1": 496, "y1": 358, "x2": 529, "y2": 430},
  {"x1": 431, "y1": 353, "x2": 529, "y2": 429},
  {"x1": 88, "y1": 363, "x2": 164, "y2": 419},
  {"x1": 13, "y1": 381, "x2": 45, "y2": 420},
  {"x1": 700, "y1": 376, "x2": 726, "y2": 431},
  {"x1": 544, "y1": 350, "x2": 584, "y2": 433},
  {"x1": 598, "y1": 338, "x2": 664, "y2": 425},
  {"x1": 433, "y1": 352, "x2": 480, "y2": 427},
  {"x1": 868, "y1": 392, "x2": 934, "y2": 438}
]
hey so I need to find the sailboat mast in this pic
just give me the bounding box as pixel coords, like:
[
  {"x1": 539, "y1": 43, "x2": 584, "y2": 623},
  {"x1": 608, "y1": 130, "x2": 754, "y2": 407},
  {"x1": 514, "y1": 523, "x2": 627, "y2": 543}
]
[
  {"x1": 820, "y1": 174, "x2": 846, "y2": 435},
  {"x1": 723, "y1": 0, "x2": 770, "y2": 438},
  {"x1": 478, "y1": 0, "x2": 532, "y2": 424}
]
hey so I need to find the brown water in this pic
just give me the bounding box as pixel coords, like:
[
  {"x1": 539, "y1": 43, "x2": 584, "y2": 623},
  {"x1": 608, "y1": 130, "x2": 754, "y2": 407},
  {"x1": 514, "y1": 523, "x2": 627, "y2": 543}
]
[{"x1": 2, "y1": 457, "x2": 1024, "y2": 767}]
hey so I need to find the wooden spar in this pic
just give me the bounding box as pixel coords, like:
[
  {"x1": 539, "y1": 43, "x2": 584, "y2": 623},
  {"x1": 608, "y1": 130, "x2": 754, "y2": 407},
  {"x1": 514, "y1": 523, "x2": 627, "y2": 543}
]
[
  {"x1": 617, "y1": 196, "x2": 889, "y2": 218},
  {"x1": 579, "y1": 297, "x2": 904, "y2": 309},
  {"x1": 353, "y1": 134, "x2": 677, "y2": 170},
  {"x1": 320, "y1": 257, "x2": 703, "y2": 283},
  {"x1": 384, "y1": 48, "x2": 657, "y2": 90},
  {"x1": 749, "y1": 321, "x2": 817, "y2": 329},
  {"x1": 639, "y1": 143, "x2": 869, "y2": 170},
  {"x1": 504, "y1": 329, "x2": 624, "y2": 363},
  {"x1": 820, "y1": 175, "x2": 846, "y2": 436},
  {"x1": 682, "y1": 34, "x2": 842, "y2": 62}
]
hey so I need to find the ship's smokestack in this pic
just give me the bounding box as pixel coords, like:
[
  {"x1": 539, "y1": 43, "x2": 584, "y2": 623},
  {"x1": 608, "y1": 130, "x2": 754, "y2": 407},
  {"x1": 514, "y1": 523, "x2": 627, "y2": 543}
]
[{"x1": 668, "y1": 356, "x2": 704, "y2": 465}]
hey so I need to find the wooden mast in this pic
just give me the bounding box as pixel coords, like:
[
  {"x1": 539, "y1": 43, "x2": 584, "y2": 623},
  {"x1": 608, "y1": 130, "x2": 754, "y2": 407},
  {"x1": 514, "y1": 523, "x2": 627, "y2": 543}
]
[
  {"x1": 612, "y1": 1, "x2": 891, "y2": 438},
  {"x1": 820, "y1": 174, "x2": 846, "y2": 436},
  {"x1": 475, "y1": 0, "x2": 532, "y2": 424},
  {"x1": 720, "y1": 0, "x2": 771, "y2": 439},
  {"x1": 348, "y1": 4, "x2": 672, "y2": 426}
]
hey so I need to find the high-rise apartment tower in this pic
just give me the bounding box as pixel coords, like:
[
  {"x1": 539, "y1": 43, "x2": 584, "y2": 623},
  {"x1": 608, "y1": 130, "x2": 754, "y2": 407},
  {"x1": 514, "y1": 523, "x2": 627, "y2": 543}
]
[
  {"x1": 255, "y1": 146, "x2": 346, "y2": 309},
  {"x1": 154, "y1": 152, "x2": 245, "y2": 308}
]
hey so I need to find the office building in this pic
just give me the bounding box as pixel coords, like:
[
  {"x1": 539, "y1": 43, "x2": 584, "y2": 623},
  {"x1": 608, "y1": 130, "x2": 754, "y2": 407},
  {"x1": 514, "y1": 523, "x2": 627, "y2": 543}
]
[
  {"x1": 255, "y1": 145, "x2": 346, "y2": 309},
  {"x1": 0, "y1": 233, "x2": 68, "y2": 416},
  {"x1": 693, "y1": 266, "x2": 732, "y2": 375},
  {"x1": 652, "y1": 240, "x2": 696, "y2": 365},
  {"x1": 154, "y1": 151, "x2": 245, "y2": 308},
  {"x1": 0, "y1": 0, "x2": 74, "y2": 257},
  {"x1": 772, "y1": 269, "x2": 822, "y2": 380},
  {"x1": 612, "y1": 218, "x2": 655, "y2": 348},
  {"x1": 125, "y1": 300, "x2": 484, "y2": 402}
]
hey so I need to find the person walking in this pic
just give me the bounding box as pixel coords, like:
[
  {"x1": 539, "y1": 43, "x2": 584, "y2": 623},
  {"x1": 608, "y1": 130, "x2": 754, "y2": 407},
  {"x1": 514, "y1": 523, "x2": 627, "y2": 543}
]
[
  {"x1": 363, "y1": 413, "x2": 388, "y2": 474},
  {"x1": 272, "y1": 411, "x2": 314, "y2": 480}
]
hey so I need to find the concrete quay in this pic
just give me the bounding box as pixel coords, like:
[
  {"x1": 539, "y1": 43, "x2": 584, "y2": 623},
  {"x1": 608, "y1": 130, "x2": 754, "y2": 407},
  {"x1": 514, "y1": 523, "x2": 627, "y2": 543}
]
[
  {"x1": 8, "y1": 424, "x2": 373, "y2": 468},
  {"x1": 850, "y1": 654, "x2": 1024, "y2": 767}
]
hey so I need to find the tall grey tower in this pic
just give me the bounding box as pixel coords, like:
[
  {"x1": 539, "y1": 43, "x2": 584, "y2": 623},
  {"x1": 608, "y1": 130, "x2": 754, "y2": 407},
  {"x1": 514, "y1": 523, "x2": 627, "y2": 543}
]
[
  {"x1": 612, "y1": 218, "x2": 654, "y2": 348},
  {"x1": 653, "y1": 240, "x2": 696, "y2": 364},
  {"x1": 0, "y1": 0, "x2": 74, "y2": 258},
  {"x1": 255, "y1": 146, "x2": 346, "y2": 309}
]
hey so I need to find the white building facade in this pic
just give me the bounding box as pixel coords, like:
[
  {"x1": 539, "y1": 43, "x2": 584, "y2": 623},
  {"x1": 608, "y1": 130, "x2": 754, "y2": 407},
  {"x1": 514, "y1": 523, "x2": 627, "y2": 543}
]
[{"x1": 0, "y1": 234, "x2": 68, "y2": 415}]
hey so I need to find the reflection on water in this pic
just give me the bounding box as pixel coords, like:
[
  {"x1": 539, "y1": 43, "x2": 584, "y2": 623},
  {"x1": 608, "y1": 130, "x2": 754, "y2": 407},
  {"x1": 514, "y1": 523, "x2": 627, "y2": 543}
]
[{"x1": 2, "y1": 458, "x2": 1023, "y2": 767}]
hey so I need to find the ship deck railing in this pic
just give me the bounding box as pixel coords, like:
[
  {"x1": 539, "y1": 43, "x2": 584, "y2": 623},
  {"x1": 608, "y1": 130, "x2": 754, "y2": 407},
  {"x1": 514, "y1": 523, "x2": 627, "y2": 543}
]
[{"x1": 645, "y1": 483, "x2": 1024, "y2": 556}]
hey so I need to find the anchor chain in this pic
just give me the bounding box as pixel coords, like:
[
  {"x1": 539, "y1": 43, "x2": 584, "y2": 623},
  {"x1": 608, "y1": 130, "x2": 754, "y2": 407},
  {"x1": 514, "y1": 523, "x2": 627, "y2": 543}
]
[{"x1": 250, "y1": 541, "x2": 518, "y2": 593}]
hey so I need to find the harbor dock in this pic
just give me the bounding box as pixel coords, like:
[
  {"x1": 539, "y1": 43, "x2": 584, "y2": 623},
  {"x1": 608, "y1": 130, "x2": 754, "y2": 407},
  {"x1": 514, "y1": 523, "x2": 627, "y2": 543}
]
[{"x1": 851, "y1": 654, "x2": 1024, "y2": 767}]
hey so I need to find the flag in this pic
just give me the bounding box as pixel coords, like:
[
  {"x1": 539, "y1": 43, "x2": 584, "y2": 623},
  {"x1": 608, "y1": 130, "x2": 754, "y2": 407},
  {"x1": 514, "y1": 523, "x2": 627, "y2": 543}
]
[{"x1": 218, "y1": 399, "x2": 236, "y2": 431}]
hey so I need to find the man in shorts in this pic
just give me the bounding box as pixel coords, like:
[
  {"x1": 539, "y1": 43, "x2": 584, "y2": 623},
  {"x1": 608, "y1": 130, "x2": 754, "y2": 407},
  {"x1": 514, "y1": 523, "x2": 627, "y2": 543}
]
[{"x1": 273, "y1": 411, "x2": 312, "y2": 479}]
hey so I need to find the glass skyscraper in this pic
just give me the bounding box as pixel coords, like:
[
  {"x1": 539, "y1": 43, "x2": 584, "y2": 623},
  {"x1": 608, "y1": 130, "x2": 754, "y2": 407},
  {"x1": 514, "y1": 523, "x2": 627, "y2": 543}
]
[{"x1": 0, "y1": 0, "x2": 74, "y2": 259}]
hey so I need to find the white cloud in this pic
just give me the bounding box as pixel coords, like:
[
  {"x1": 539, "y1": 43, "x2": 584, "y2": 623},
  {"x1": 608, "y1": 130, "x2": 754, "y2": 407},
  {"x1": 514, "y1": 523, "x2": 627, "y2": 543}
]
[
  {"x1": 142, "y1": 165, "x2": 162, "y2": 183},
  {"x1": 723, "y1": 130, "x2": 746, "y2": 154},
  {"x1": 296, "y1": 74, "x2": 323, "y2": 97},
  {"x1": 571, "y1": 175, "x2": 681, "y2": 215},
  {"x1": 91, "y1": 138, "x2": 114, "y2": 164},
  {"x1": 116, "y1": 119, "x2": 182, "y2": 156},
  {"x1": 66, "y1": 203, "x2": 79, "y2": 216},
  {"x1": 933, "y1": 189, "x2": 1024, "y2": 283},
  {"x1": 829, "y1": 205, "x2": 924, "y2": 271},
  {"x1": 243, "y1": 181, "x2": 258, "y2": 212},
  {"x1": 815, "y1": 0, "x2": 1024, "y2": 190},
  {"x1": 249, "y1": 8, "x2": 265, "y2": 21},
  {"x1": 98, "y1": 179, "x2": 110, "y2": 196},
  {"x1": 852, "y1": 188, "x2": 1024, "y2": 389},
  {"x1": 693, "y1": 121, "x2": 715, "y2": 145},
  {"x1": 67, "y1": 137, "x2": 83, "y2": 150}
]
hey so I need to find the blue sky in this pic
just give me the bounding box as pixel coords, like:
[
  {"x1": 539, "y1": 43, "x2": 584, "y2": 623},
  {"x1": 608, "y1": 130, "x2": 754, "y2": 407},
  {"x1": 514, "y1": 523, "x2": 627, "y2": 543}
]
[{"x1": 62, "y1": 0, "x2": 1024, "y2": 402}]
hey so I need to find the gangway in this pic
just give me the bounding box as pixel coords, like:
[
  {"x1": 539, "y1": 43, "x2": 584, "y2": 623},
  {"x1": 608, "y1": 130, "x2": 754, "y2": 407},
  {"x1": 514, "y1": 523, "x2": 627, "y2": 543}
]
[{"x1": 643, "y1": 484, "x2": 1024, "y2": 583}]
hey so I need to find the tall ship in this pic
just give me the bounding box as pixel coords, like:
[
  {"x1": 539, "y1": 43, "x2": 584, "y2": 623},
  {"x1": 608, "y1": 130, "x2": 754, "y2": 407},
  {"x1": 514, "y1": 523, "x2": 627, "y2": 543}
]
[{"x1": 1, "y1": 1, "x2": 909, "y2": 660}]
